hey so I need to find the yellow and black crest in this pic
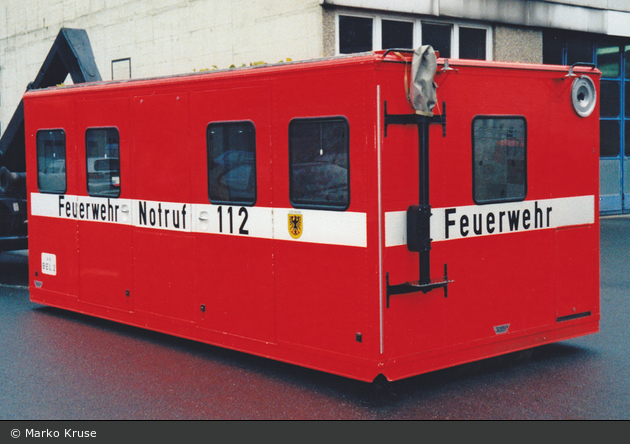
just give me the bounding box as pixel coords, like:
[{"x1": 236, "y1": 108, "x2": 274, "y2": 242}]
[{"x1": 288, "y1": 213, "x2": 303, "y2": 239}]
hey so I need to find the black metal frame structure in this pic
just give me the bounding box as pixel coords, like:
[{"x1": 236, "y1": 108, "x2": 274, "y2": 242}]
[{"x1": 384, "y1": 101, "x2": 452, "y2": 308}]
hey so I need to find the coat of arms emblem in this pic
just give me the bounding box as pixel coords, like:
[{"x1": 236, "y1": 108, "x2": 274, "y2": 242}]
[{"x1": 288, "y1": 213, "x2": 303, "y2": 239}]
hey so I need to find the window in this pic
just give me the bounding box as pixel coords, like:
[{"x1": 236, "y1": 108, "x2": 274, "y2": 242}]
[
  {"x1": 289, "y1": 118, "x2": 349, "y2": 210},
  {"x1": 336, "y1": 13, "x2": 491, "y2": 60},
  {"x1": 459, "y1": 27, "x2": 486, "y2": 60},
  {"x1": 566, "y1": 38, "x2": 594, "y2": 67},
  {"x1": 543, "y1": 30, "x2": 595, "y2": 66},
  {"x1": 86, "y1": 128, "x2": 121, "y2": 197},
  {"x1": 596, "y1": 43, "x2": 624, "y2": 158},
  {"x1": 600, "y1": 120, "x2": 620, "y2": 157},
  {"x1": 600, "y1": 81, "x2": 620, "y2": 118},
  {"x1": 598, "y1": 46, "x2": 620, "y2": 79},
  {"x1": 542, "y1": 33, "x2": 565, "y2": 66},
  {"x1": 545, "y1": 32, "x2": 630, "y2": 160},
  {"x1": 422, "y1": 22, "x2": 452, "y2": 58},
  {"x1": 382, "y1": 19, "x2": 414, "y2": 50},
  {"x1": 207, "y1": 121, "x2": 256, "y2": 205},
  {"x1": 339, "y1": 15, "x2": 373, "y2": 54},
  {"x1": 37, "y1": 129, "x2": 66, "y2": 193},
  {"x1": 472, "y1": 117, "x2": 527, "y2": 204}
]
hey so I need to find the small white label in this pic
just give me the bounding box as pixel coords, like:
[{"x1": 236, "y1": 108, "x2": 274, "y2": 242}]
[
  {"x1": 41, "y1": 253, "x2": 57, "y2": 276},
  {"x1": 13, "y1": 202, "x2": 19, "y2": 211}
]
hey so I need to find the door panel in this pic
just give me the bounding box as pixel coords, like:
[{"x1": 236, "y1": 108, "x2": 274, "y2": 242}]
[
  {"x1": 76, "y1": 97, "x2": 133, "y2": 311},
  {"x1": 131, "y1": 92, "x2": 196, "y2": 323},
  {"x1": 28, "y1": 98, "x2": 80, "y2": 300},
  {"x1": 189, "y1": 86, "x2": 275, "y2": 343}
]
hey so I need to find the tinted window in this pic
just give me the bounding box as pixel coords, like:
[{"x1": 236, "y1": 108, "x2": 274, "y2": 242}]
[
  {"x1": 597, "y1": 45, "x2": 620, "y2": 78},
  {"x1": 86, "y1": 128, "x2": 121, "y2": 197},
  {"x1": 473, "y1": 117, "x2": 527, "y2": 204},
  {"x1": 600, "y1": 81, "x2": 620, "y2": 118},
  {"x1": 289, "y1": 118, "x2": 349, "y2": 210},
  {"x1": 37, "y1": 129, "x2": 66, "y2": 194},
  {"x1": 459, "y1": 27, "x2": 486, "y2": 60},
  {"x1": 566, "y1": 38, "x2": 594, "y2": 66},
  {"x1": 422, "y1": 22, "x2": 451, "y2": 58},
  {"x1": 382, "y1": 20, "x2": 413, "y2": 50},
  {"x1": 339, "y1": 15, "x2": 373, "y2": 54},
  {"x1": 207, "y1": 121, "x2": 256, "y2": 205},
  {"x1": 542, "y1": 31, "x2": 564, "y2": 65},
  {"x1": 600, "y1": 120, "x2": 620, "y2": 157}
]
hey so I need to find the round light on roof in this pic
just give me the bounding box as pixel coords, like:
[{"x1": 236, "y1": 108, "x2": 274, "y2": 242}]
[{"x1": 571, "y1": 75, "x2": 597, "y2": 118}]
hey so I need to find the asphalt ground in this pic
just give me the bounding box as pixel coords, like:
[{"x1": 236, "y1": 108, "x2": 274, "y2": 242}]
[{"x1": 0, "y1": 216, "x2": 628, "y2": 420}]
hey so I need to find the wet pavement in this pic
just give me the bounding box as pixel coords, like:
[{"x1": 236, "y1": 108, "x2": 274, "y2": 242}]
[{"x1": 0, "y1": 217, "x2": 629, "y2": 420}]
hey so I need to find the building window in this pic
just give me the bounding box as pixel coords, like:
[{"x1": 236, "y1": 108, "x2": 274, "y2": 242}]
[
  {"x1": 37, "y1": 129, "x2": 67, "y2": 194},
  {"x1": 422, "y1": 22, "x2": 452, "y2": 58},
  {"x1": 597, "y1": 46, "x2": 620, "y2": 78},
  {"x1": 600, "y1": 120, "x2": 620, "y2": 157},
  {"x1": 543, "y1": 31, "x2": 626, "y2": 159},
  {"x1": 337, "y1": 13, "x2": 492, "y2": 60},
  {"x1": 86, "y1": 128, "x2": 121, "y2": 198},
  {"x1": 597, "y1": 43, "x2": 626, "y2": 158},
  {"x1": 382, "y1": 19, "x2": 414, "y2": 50},
  {"x1": 600, "y1": 81, "x2": 620, "y2": 118},
  {"x1": 459, "y1": 27, "x2": 487, "y2": 60},
  {"x1": 542, "y1": 33, "x2": 565, "y2": 65},
  {"x1": 289, "y1": 117, "x2": 349, "y2": 210},
  {"x1": 207, "y1": 121, "x2": 256, "y2": 205},
  {"x1": 567, "y1": 38, "x2": 594, "y2": 66},
  {"x1": 339, "y1": 15, "x2": 373, "y2": 54},
  {"x1": 472, "y1": 117, "x2": 527, "y2": 204}
]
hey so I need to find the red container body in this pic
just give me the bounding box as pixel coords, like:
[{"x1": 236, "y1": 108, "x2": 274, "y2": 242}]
[{"x1": 25, "y1": 52, "x2": 600, "y2": 382}]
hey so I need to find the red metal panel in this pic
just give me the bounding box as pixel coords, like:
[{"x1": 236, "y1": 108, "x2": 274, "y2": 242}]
[{"x1": 130, "y1": 92, "x2": 196, "y2": 324}]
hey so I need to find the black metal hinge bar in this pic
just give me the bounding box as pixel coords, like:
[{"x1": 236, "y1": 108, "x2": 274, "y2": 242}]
[
  {"x1": 383, "y1": 101, "x2": 446, "y2": 137},
  {"x1": 386, "y1": 264, "x2": 452, "y2": 308}
]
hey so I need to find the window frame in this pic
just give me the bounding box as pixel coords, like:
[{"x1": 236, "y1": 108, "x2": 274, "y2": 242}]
[
  {"x1": 36, "y1": 128, "x2": 67, "y2": 194},
  {"x1": 206, "y1": 120, "x2": 257, "y2": 206},
  {"x1": 85, "y1": 127, "x2": 122, "y2": 198},
  {"x1": 335, "y1": 12, "x2": 493, "y2": 60},
  {"x1": 471, "y1": 115, "x2": 528, "y2": 205},
  {"x1": 288, "y1": 116, "x2": 350, "y2": 211}
]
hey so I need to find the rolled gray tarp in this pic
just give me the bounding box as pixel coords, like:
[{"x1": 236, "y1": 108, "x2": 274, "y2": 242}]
[{"x1": 410, "y1": 45, "x2": 438, "y2": 116}]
